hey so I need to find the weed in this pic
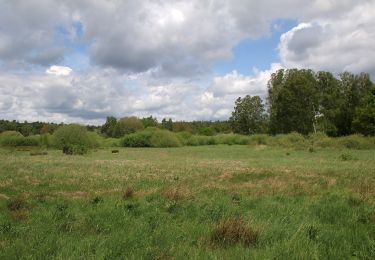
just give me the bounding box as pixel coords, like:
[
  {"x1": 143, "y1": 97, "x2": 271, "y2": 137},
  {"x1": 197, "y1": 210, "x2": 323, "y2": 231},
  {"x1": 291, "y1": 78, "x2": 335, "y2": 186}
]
[
  {"x1": 7, "y1": 197, "x2": 29, "y2": 211},
  {"x1": 339, "y1": 153, "x2": 353, "y2": 161},
  {"x1": 307, "y1": 225, "x2": 319, "y2": 240},
  {"x1": 162, "y1": 188, "x2": 185, "y2": 201},
  {"x1": 211, "y1": 217, "x2": 260, "y2": 247},
  {"x1": 91, "y1": 196, "x2": 103, "y2": 205},
  {"x1": 123, "y1": 187, "x2": 134, "y2": 200}
]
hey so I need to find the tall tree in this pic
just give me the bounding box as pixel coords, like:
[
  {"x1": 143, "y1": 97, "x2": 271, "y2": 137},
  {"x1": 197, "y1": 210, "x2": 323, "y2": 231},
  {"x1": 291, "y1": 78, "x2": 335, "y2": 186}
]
[
  {"x1": 336, "y1": 72, "x2": 373, "y2": 135},
  {"x1": 268, "y1": 69, "x2": 318, "y2": 135},
  {"x1": 230, "y1": 95, "x2": 266, "y2": 135},
  {"x1": 101, "y1": 116, "x2": 117, "y2": 137},
  {"x1": 315, "y1": 71, "x2": 344, "y2": 136}
]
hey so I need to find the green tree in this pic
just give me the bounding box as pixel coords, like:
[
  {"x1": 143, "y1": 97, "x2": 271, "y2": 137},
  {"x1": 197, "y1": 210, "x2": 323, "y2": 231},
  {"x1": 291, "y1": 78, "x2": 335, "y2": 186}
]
[
  {"x1": 315, "y1": 71, "x2": 344, "y2": 136},
  {"x1": 113, "y1": 117, "x2": 144, "y2": 137},
  {"x1": 268, "y1": 69, "x2": 318, "y2": 135},
  {"x1": 352, "y1": 87, "x2": 375, "y2": 136},
  {"x1": 141, "y1": 116, "x2": 158, "y2": 128},
  {"x1": 336, "y1": 72, "x2": 373, "y2": 135},
  {"x1": 101, "y1": 116, "x2": 117, "y2": 137},
  {"x1": 230, "y1": 95, "x2": 266, "y2": 135},
  {"x1": 161, "y1": 118, "x2": 173, "y2": 131}
]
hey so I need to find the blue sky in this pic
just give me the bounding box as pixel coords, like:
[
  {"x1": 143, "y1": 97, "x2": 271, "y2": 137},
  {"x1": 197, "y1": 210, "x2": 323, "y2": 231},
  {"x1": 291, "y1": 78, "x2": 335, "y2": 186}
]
[{"x1": 214, "y1": 19, "x2": 297, "y2": 75}]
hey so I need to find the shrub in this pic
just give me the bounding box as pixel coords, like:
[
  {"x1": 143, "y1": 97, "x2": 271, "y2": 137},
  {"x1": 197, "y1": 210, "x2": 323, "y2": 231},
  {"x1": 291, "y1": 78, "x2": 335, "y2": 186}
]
[
  {"x1": 53, "y1": 124, "x2": 93, "y2": 154},
  {"x1": 121, "y1": 131, "x2": 153, "y2": 147},
  {"x1": 0, "y1": 131, "x2": 23, "y2": 137},
  {"x1": 121, "y1": 129, "x2": 181, "y2": 148},
  {"x1": 269, "y1": 132, "x2": 308, "y2": 149},
  {"x1": 248, "y1": 134, "x2": 268, "y2": 145},
  {"x1": 336, "y1": 134, "x2": 373, "y2": 149},
  {"x1": 62, "y1": 144, "x2": 88, "y2": 155},
  {"x1": 309, "y1": 132, "x2": 334, "y2": 148},
  {"x1": 149, "y1": 129, "x2": 181, "y2": 147},
  {"x1": 0, "y1": 135, "x2": 40, "y2": 147}
]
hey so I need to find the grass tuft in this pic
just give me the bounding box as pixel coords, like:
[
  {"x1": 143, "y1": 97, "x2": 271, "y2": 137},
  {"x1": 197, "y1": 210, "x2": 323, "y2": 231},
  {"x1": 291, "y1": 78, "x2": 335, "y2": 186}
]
[
  {"x1": 211, "y1": 217, "x2": 260, "y2": 247},
  {"x1": 162, "y1": 188, "x2": 185, "y2": 201},
  {"x1": 123, "y1": 187, "x2": 134, "y2": 200},
  {"x1": 7, "y1": 197, "x2": 29, "y2": 211}
]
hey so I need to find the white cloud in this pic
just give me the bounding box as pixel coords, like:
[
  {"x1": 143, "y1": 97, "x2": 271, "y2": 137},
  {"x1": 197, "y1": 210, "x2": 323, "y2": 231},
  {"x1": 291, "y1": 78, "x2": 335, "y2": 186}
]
[
  {"x1": 279, "y1": 1, "x2": 375, "y2": 76},
  {"x1": 46, "y1": 66, "x2": 73, "y2": 76}
]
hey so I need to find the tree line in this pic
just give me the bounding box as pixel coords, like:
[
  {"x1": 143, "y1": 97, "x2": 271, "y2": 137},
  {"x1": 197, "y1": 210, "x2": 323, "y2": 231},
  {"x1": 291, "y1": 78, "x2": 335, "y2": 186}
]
[{"x1": 230, "y1": 69, "x2": 375, "y2": 136}]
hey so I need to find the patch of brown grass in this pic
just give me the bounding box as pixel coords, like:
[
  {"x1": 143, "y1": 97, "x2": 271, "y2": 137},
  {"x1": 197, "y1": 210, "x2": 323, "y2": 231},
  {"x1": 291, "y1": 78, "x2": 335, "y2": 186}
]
[
  {"x1": 162, "y1": 187, "x2": 187, "y2": 201},
  {"x1": 10, "y1": 210, "x2": 29, "y2": 222},
  {"x1": 211, "y1": 217, "x2": 260, "y2": 247},
  {"x1": 7, "y1": 197, "x2": 29, "y2": 211},
  {"x1": 123, "y1": 187, "x2": 134, "y2": 200}
]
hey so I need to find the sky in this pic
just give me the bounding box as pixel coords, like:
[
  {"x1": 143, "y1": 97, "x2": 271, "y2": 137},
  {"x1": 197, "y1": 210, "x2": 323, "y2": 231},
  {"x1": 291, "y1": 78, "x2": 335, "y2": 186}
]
[{"x1": 1, "y1": 0, "x2": 375, "y2": 125}]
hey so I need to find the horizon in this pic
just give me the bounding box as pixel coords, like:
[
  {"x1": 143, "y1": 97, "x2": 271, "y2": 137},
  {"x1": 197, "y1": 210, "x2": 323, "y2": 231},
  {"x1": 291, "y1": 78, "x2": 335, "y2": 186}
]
[{"x1": 1, "y1": 1, "x2": 375, "y2": 125}]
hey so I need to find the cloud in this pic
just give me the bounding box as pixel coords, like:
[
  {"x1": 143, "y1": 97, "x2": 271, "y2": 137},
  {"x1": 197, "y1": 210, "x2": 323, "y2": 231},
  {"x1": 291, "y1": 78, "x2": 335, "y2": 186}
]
[
  {"x1": 46, "y1": 65, "x2": 73, "y2": 76},
  {"x1": 279, "y1": 1, "x2": 375, "y2": 76},
  {"x1": 1, "y1": 0, "x2": 375, "y2": 123}
]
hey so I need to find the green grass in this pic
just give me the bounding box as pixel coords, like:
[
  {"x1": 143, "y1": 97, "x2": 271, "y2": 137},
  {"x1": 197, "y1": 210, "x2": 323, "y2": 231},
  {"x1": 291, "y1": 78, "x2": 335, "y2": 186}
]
[{"x1": 0, "y1": 145, "x2": 374, "y2": 259}]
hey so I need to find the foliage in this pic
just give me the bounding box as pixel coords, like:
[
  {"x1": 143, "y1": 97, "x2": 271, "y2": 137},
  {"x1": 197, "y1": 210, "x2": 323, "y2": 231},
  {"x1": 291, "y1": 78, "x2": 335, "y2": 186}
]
[
  {"x1": 140, "y1": 116, "x2": 158, "y2": 128},
  {"x1": 121, "y1": 128, "x2": 181, "y2": 147},
  {"x1": 161, "y1": 118, "x2": 173, "y2": 131},
  {"x1": 352, "y1": 87, "x2": 375, "y2": 136},
  {"x1": 112, "y1": 117, "x2": 144, "y2": 138},
  {"x1": 101, "y1": 116, "x2": 117, "y2": 137},
  {"x1": 53, "y1": 124, "x2": 94, "y2": 154},
  {"x1": 268, "y1": 69, "x2": 318, "y2": 135},
  {"x1": 0, "y1": 135, "x2": 40, "y2": 147},
  {"x1": 230, "y1": 95, "x2": 267, "y2": 135}
]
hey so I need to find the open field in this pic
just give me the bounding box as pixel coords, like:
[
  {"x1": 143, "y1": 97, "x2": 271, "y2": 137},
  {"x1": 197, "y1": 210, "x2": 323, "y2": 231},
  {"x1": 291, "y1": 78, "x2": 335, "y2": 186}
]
[{"x1": 0, "y1": 145, "x2": 374, "y2": 259}]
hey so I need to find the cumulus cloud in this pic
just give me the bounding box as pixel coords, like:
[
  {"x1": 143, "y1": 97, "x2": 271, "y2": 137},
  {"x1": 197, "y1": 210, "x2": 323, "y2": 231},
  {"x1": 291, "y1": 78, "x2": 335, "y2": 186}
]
[{"x1": 279, "y1": 1, "x2": 375, "y2": 76}]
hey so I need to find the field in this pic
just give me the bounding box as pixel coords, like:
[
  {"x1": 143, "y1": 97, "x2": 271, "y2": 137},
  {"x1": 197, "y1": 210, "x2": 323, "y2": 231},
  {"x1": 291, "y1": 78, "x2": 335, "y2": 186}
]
[{"x1": 0, "y1": 145, "x2": 374, "y2": 259}]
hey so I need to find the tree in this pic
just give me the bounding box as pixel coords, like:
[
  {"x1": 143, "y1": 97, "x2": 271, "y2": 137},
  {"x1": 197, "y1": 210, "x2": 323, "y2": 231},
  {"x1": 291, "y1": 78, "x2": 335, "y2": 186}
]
[
  {"x1": 161, "y1": 118, "x2": 173, "y2": 131},
  {"x1": 230, "y1": 95, "x2": 266, "y2": 135},
  {"x1": 101, "y1": 116, "x2": 117, "y2": 137},
  {"x1": 352, "y1": 87, "x2": 375, "y2": 136},
  {"x1": 141, "y1": 116, "x2": 158, "y2": 128},
  {"x1": 113, "y1": 117, "x2": 144, "y2": 137},
  {"x1": 336, "y1": 72, "x2": 373, "y2": 135},
  {"x1": 315, "y1": 71, "x2": 344, "y2": 136},
  {"x1": 268, "y1": 69, "x2": 318, "y2": 135}
]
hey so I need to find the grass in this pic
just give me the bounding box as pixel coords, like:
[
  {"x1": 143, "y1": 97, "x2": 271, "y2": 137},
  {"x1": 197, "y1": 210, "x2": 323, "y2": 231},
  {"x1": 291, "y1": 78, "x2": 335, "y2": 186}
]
[{"x1": 0, "y1": 145, "x2": 374, "y2": 259}]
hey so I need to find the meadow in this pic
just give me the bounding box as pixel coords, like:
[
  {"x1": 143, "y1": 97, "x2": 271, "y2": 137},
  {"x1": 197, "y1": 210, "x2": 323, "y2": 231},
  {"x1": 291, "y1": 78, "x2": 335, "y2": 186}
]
[{"x1": 0, "y1": 145, "x2": 374, "y2": 259}]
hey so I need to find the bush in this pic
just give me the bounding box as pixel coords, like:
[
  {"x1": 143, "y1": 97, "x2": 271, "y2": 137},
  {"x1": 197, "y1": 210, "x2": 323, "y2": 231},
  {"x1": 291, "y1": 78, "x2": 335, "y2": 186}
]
[
  {"x1": 0, "y1": 135, "x2": 40, "y2": 147},
  {"x1": 53, "y1": 124, "x2": 94, "y2": 154},
  {"x1": 0, "y1": 131, "x2": 23, "y2": 137},
  {"x1": 309, "y1": 132, "x2": 334, "y2": 148},
  {"x1": 121, "y1": 128, "x2": 181, "y2": 148},
  {"x1": 149, "y1": 130, "x2": 181, "y2": 147},
  {"x1": 336, "y1": 134, "x2": 373, "y2": 149},
  {"x1": 269, "y1": 132, "x2": 308, "y2": 149}
]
